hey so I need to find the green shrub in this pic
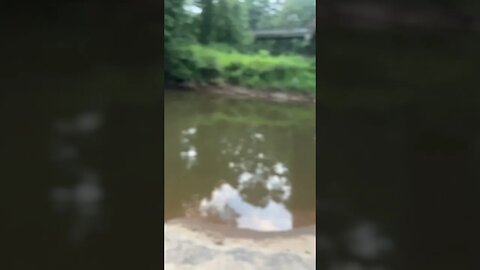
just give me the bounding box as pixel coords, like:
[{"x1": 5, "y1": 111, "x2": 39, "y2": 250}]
[{"x1": 186, "y1": 44, "x2": 315, "y2": 93}]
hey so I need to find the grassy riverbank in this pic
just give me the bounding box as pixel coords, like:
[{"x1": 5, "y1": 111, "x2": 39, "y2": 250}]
[{"x1": 173, "y1": 44, "x2": 316, "y2": 94}]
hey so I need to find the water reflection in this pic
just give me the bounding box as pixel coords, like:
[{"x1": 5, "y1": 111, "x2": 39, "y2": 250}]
[
  {"x1": 49, "y1": 110, "x2": 104, "y2": 244},
  {"x1": 199, "y1": 183, "x2": 293, "y2": 231},
  {"x1": 165, "y1": 93, "x2": 315, "y2": 232},
  {"x1": 181, "y1": 128, "x2": 296, "y2": 231},
  {"x1": 220, "y1": 132, "x2": 293, "y2": 207},
  {"x1": 179, "y1": 127, "x2": 198, "y2": 170}
]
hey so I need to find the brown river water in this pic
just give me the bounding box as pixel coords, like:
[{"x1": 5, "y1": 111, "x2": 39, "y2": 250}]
[{"x1": 164, "y1": 90, "x2": 317, "y2": 231}]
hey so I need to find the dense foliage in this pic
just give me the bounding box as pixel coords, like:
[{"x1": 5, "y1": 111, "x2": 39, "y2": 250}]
[
  {"x1": 187, "y1": 44, "x2": 315, "y2": 92},
  {"x1": 164, "y1": 0, "x2": 316, "y2": 92}
]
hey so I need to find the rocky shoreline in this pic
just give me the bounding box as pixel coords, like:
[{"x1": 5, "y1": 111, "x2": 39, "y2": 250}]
[{"x1": 164, "y1": 218, "x2": 316, "y2": 270}]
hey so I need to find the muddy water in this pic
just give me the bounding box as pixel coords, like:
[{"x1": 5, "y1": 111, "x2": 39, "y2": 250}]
[{"x1": 164, "y1": 90, "x2": 316, "y2": 231}]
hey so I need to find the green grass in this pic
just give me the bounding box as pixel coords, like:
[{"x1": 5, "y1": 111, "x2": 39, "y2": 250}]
[{"x1": 186, "y1": 44, "x2": 316, "y2": 93}]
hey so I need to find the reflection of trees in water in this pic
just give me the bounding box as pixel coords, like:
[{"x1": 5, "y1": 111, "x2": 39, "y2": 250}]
[{"x1": 49, "y1": 110, "x2": 104, "y2": 244}]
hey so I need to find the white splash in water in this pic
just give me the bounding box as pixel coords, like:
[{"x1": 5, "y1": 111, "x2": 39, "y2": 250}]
[
  {"x1": 199, "y1": 183, "x2": 293, "y2": 231},
  {"x1": 182, "y1": 127, "x2": 197, "y2": 136},
  {"x1": 273, "y1": 162, "x2": 288, "y2": 175},
  {"x1": 180, "y1": 147, "x2": 197, "y2": 158},
  {"x1": 253, "y1": 133, "x2": 265, "y2": 141},
  {"x1": 180, "y1": 146, "x2": 197, "y2": 169}
]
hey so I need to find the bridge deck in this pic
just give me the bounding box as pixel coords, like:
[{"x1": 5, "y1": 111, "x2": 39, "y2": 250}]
[{"x1": 253, "y1": 28, "x2": 311, "y2": 40}]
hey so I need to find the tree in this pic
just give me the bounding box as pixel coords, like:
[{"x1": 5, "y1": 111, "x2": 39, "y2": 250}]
[
  {"x1": 165, "y1": 0, "x2": 196, "y2": 81},
  {"x1": 212, "y1": 0, "x2": 250, "y2": 46},
  {"x1": 212, "y1": 0, "x2": 234, "y2": 44},
  {"x1": 165, "y1": 0, "x2": 185, "y2": 44},
  {"x1": 245, "y1": 0, "x2": 273, "y2": 30},
  {"x1": 198, "y1": 0, "x2": 215, "y2": 44},
  {"x1": 272, "y1": 0, "x2": 315, "y2": 29}
]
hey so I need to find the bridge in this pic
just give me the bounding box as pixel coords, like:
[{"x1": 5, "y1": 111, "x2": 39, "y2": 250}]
[
  {"x1": 252, "y1": 18, "x2": 316, "y2": 43},
  {"x1": 253, "y1": 28, "x2": 313, "y2": 41}
]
